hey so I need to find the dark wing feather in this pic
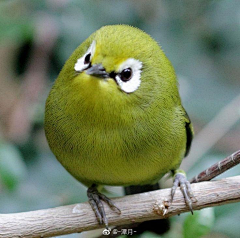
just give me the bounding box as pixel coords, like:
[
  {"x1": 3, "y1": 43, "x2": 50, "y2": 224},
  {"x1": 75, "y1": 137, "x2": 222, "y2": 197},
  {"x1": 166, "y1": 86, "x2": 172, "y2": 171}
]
[{"x1": 183, "y1": 110, "x2": 194, "y2": 157}]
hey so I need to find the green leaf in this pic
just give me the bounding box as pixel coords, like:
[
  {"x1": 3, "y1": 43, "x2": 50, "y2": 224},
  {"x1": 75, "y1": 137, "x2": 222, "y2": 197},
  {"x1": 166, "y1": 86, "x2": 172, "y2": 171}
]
[
  {"x1": 0, "y1": 142, "x2": 27, "y2": 190},
  {"x1": 183, "y1": 208, "x2": 215, "y2": 238}
]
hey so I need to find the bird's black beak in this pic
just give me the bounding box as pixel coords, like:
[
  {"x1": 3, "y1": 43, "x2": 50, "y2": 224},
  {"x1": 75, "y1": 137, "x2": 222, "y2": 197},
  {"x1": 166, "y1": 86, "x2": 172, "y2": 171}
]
[{"x1": 86, "y1": 64, "x2": 109, "y2": 78}]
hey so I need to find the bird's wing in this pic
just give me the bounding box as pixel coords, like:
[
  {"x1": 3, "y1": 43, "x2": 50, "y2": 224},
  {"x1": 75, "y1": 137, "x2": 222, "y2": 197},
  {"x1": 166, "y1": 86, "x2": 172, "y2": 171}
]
[{"x1": 183, "y1": 109, "x2": 194, "y2": 157}]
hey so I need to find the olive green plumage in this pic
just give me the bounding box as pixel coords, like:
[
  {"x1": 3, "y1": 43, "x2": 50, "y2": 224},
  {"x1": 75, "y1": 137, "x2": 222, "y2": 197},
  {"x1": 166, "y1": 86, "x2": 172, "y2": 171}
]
[{"x1": 44, "y1": 25, "x2": 193, "y2": 188}]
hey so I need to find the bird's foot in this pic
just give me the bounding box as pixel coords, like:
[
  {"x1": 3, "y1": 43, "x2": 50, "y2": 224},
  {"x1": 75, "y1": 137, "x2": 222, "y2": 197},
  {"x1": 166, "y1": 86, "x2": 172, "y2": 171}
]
[
  {"x1": 87, "y1": 184, "x2": 121, "y2": 228},
  {"x1": 171, "y1": 171, "x2": 197, "y2": 214}
]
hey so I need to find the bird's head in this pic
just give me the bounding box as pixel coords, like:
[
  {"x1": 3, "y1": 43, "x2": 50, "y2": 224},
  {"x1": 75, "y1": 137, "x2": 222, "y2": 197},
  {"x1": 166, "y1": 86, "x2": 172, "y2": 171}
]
[{"x1": 53, "y1": 25, "x2": 178, "y2": 119}]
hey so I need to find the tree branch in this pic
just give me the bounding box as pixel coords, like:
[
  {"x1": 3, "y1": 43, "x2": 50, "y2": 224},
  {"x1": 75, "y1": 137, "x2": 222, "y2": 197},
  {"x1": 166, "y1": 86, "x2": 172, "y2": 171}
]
[
  {"x1": 190, "y1": 150, "x2": 240, "y2": 183},
  {"x1": 1, "y1": 176, "x2": 240, "y2": 238}
]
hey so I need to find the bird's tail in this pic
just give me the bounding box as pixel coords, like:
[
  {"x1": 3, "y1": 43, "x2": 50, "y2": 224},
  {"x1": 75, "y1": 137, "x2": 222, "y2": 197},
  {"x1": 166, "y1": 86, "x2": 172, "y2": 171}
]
[{"x1": 124, "y1": 183, "x2": 170, "y2": 235}]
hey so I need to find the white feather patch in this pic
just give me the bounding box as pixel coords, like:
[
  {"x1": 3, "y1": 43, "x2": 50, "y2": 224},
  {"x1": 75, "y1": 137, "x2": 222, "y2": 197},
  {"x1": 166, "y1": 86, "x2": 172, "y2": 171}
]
[
  {"x1": 115, "y1": 58, "x2": 142, "y2": 93},
  {"x1": 74, "y1": 40, "x2": 96, "y2": 72}
]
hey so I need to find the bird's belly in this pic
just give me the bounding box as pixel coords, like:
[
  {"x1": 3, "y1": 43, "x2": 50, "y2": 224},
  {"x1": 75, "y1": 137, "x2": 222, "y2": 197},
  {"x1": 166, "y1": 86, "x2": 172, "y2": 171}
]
[
  {"x1": 49, "y1": 112, "x2": 186, "y2": 187},
  {"x1": 57, "y1": 144, "x2": 182, "y2": 187}
]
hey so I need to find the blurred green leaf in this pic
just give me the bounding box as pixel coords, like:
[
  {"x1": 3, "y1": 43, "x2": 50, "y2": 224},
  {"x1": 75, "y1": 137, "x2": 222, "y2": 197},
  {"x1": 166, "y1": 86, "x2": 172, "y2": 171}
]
[
  {"x1": 0, "y1": 0, "x2": 33, "y2": 44},
  {"x1": 139, "y1": 231, "x2": 161, "y2": 238},
  {"x1": 183, "y1": 208, "x2": 215, "y2": 238},
  {"x1": 0, "y1": 142, "x2": 27, "y2": 190},
  {"x1": 0, "y1": 19, "x2": 32, "y2": 43}
]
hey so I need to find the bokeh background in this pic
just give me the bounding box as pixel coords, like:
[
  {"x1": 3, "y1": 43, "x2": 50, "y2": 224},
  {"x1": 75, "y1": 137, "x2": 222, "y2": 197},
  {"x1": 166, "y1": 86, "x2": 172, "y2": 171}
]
[{"x1": 0, "y1": 0, "x2": 240, "y2": 237}]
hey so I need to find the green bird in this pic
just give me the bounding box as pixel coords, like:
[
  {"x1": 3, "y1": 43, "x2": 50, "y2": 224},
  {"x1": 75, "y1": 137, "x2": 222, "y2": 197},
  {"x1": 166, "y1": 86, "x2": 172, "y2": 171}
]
[{"x1": 45, "y1": 25, "x2": 195, "y2": 228}]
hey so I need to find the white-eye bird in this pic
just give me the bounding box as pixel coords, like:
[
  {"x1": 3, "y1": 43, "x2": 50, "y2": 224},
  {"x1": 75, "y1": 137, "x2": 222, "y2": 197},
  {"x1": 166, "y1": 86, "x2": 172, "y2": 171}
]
[{"x1": 45, "y1": 25, "x2": 195, "y2": 228}]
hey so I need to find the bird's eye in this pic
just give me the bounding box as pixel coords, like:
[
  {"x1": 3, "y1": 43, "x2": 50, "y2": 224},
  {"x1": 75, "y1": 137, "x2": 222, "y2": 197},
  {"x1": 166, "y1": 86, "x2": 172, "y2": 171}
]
[
  {"x1": 115, "y1": 58, "x2": 142, "y2": 93},
  {"x1": 74, "y1": 41, "x2": 96, "y2": 72},
  {"x1": 120, "y1": 68, "x2": 132, "y2": 82},
  {"x1": 84, "y1": 53, "x2": 91, "y2": 65}
]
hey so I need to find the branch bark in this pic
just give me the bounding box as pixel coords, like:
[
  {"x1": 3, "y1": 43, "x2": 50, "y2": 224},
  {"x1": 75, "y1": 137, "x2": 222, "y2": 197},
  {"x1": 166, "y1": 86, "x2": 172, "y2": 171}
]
[
  {"x1": 190, "y1": 150, "x2": 240, "y2": 183},
  {"x1": 0, "y1": 176, "x2": 240, "y2": 238}
]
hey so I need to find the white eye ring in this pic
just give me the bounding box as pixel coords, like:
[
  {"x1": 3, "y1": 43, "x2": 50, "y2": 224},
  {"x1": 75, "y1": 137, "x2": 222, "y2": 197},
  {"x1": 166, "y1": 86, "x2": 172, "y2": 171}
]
[
  {"x1": 74, "y1": 41, "x2": 96, "y2": 72},
  {"x1": 115, "y1": 58, "x2": 142, "y2": 93}
]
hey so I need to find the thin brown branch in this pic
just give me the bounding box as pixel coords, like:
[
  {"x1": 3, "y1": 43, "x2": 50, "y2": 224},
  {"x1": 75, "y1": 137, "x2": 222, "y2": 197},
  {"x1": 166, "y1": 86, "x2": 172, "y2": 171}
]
[
  {"x1": 190, "y1": 150, "x2": 240, "y2": 183},
  {"x1": 0, "y1": 176, "x2": 240, "y2": 238}
]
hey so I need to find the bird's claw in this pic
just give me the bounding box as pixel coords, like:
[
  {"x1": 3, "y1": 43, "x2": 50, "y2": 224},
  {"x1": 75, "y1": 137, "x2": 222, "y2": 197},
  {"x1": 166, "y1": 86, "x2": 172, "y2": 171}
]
[
  {"x1": 87, "y1": 184, "x2": 121, "y2": 228},
  {"x1": 171, "y1": 173, "x2": 197, "y2": 214}
]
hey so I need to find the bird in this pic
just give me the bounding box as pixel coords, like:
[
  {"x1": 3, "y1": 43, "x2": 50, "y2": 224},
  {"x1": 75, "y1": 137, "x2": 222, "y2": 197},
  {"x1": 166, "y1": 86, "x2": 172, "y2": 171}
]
[{"x1": 44, "y1": 24, "x2": 196, "y2": 229}]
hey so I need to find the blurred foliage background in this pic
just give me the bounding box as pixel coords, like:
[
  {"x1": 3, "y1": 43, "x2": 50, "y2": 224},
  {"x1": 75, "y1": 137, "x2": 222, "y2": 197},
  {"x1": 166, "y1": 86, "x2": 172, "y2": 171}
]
[{"x1": 0, "y1": 0, "x2": 240, "y2": 237}]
